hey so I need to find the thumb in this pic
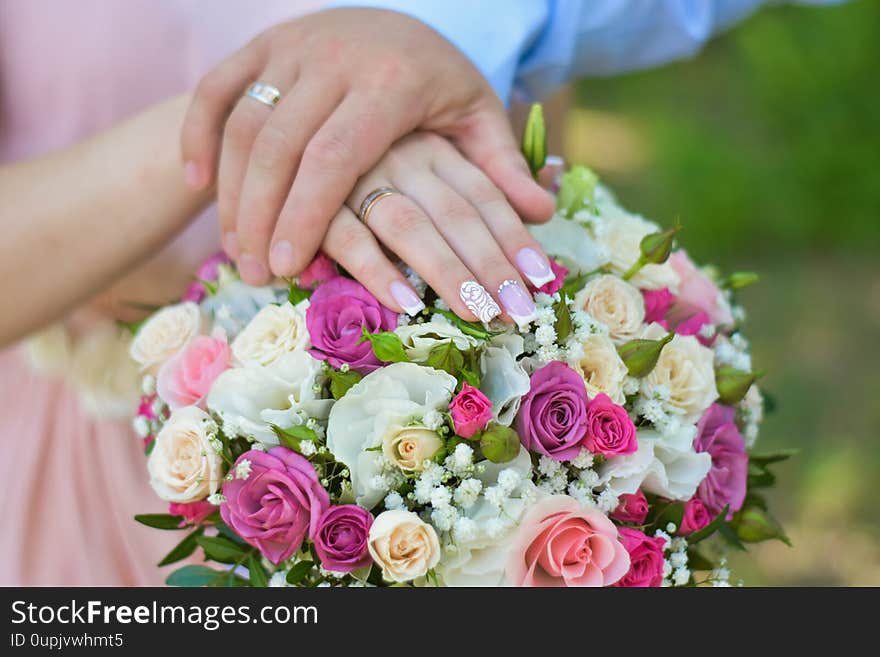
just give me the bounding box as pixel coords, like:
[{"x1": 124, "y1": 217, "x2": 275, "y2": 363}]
[{"x1": 453, "y1": 105, "x2": 556, "y2": 224}]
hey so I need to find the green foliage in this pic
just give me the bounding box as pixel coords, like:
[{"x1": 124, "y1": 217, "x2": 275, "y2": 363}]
[
  {"x1": 617, "y1": 333, "x2": 674, "y2": 377},
  {"x1": 158, "y1": 528, "x2": 204, "y2": 567},
  {"x1": 359, "y1": 326, "x2": 409, "y2": 363},
  {"x1": 521, "y1": 103, "x2": 547, "y2": 177},
  {"x1": 134, "y1": 513, "x2": 184, "y2": 530},
  {"x1": 273, "y1": 424, "x2": 320, "y2": 453},
  {"x1": 328, "y1": 368, "x2": 363, "y2": 399},
  {"x1": 557, "y1": 165, "x2": 599, "y2": 218},
  {"x1": 478, "y1": 424, "x2": 521, "y2": 464}
]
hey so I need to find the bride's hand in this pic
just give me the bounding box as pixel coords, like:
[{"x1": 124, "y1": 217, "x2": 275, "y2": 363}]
[
  {"x1": 180, "y1": 8, "x2": 554, "y2": 285},
  {"x1": 318, "y1": 133, "x2": 556, "y2": 326}
]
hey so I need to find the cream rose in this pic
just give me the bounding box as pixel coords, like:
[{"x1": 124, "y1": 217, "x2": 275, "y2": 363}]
[
  {"x1": 368, "y1": 509, "x2": 441, "y2": 583},
  {"x1": 642, "y1": 330, "x2": 719, "y2": 422},
  {"x1": 130, "y1": 302, "x2": 202, "y2": 373},
  {"x1": 231, "y1": 301, "x2": 309, "y2": 367},
  {"x1": 147, "y1": 405, "x2": 223, "y2": 503},
  {"x1": 574, "y1": 274, "x2": 645, "y2": 344},
  {"x1": 383, "y1": 427, "x2": 444, "y2": 472},
  {"x1": 572, "y1": 333, "x2": 629, "y2": 404}
]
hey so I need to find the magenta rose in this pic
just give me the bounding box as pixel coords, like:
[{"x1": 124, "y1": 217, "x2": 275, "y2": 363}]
[
  {"x1": 668, "y1": 250, "x2": 732, "y2": 327},
  {"x1": 642, "y1": 288, "x2": 673, "y2": 324},
  {"x1": 306, "y1": 277, "x2": 398, "y2": 373},
  {"x1": 583, "y1": 393, "x2": 638, "y2": 456},
  {"x1": 611, "y1": 491, "x2": 649, "y2": 524},
  {"x1": 313, "y1": 505, "x2": 373, "y2": 573},
  {"x1": 182, "y1": 252, "x2": 231, "y2": 302},
  {"x1": 528, "y1": 258, "x2": 568, "y2": 295},
  {"x1": 516, "y1": 362, "x2": 588, "y2": 461},
  {"x1": 613, "y1": 527, "x2": 666, "y2": 587},
  {"x1": 679, "y1": 498, "x2": 712, "y2": 535},
  {"x1": 221, "y1": 448, "x2": 330, "y2": 564},
  {"x1": 693, "y1": 404, "x2": 748, "y2": 520},
  {"x1": 449, "y1": 383, "x2": 493, "y2": 438},
  {"x1": 674, "y1": 310, "x2": 714, "y2": 345},
  {"x1": 298, "y1": 252, "x2": 337, "y2": 289},
  {"x1": 169, "y1": 500, "x2": 215, "y2": 527}
]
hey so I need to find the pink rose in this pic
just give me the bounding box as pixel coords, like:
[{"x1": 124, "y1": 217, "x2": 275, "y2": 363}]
[
  {"x1": 679, "y1": 498, "x2": 712, "y2": 535},
  {"x1": 507, "y1": 495, "x2": 630, "y2": 587},
  {"x1": 642, "y1": 288, "x2": 674, "y2": 324},
  {"x1": 693, "y1": 404, "x2": 748, "y2": 520},
  {"x1": 674, "y1": 310, "x2": 713, "y2": 346},
  {"x1": 668, "y1": 250, "x2": 732, "y2": 327},
  {"x1": 306, "y1": 277, "x2": 398, "y2": 373},
  {"x1": 449, "y1": 383, "x2": 493, "y2": 438},
  {"x1": 169, "y1": 500, "x2": 215, "y2": 527},
  {"x1": 314, "y1": 504, "x2": 374, "y2": 573},
  {"x1": 611, "y1": 491, "x2": 649, "y2": 524},
  {"x1": 221, "y1": 448, "x2": 330, "y2": 564},
  {"x1": 182, "y1": 252, "x2": 231, "y2": 302},
  {"x1": 614, "y1": 527, "x2": 666, "y2": 587},
  {"x1": 583, "y1": 393, "x2": 638, "y2": 456},
  {"x1": 157, "y1": 333, "x2": 231, "y2": 409},
  {"x1": 298, "y1": 252, "x2": 337, "y2": 289},
  {"x1": 527, "y1": 258, "x2": 568, "y2": 295},
  {"x1": 516, "y1": 362, "x2": 589, "y2": 461}
]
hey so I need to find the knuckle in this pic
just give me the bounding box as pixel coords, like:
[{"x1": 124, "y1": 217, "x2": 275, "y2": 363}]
[
  {"x1": 384, "y1": 202, "x2": 425, "y2": 234},
  {"x1": 303, "y1": 133, "x2": 353, "y2": 171},
  {"x1": 482, "y1": 254, "x2": 513, "y2": 277},
  {"x1": 468, "y1": 181, "x2": 506, "y2": 208},
  {"x1": 439, "y1": 196, "x2": 477, "y2": 224},
  {"x1": 251, "y1": 124, "x2": 295, "y2": 171},
  {"x1": 224, "y1": 111, "x2": 260, "y2": 148}
]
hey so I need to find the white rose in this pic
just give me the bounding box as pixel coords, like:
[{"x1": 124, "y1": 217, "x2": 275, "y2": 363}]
[
  {"x1": 574, "y1": 274, "x2": 645, "y2": 344},
  {"x1": 600, "y1": 426, "x2": 711, "y2": 501},
  {"x1": 69, "y1": 322, "x2": 141, "y2": 419},
  {"x1": 368, "y1": 509, "x2": 441, "y2": 582},
  {"x1": 642, "y1": 331, "x2": 718, "y2": 423},
  {"x1": 571, "y1": 333, "x2": 629, "y2": 404},
  {"x1": 394, "y1": 320, "x2": 480, "y2": 362},
  {"x1": 130, "y1": 302, "x2": 202, "y2": 373},
  {"x1": 383, "y1": 427, "x2": 444, "y2": 472},
  {"x1": 528, "y1": 213, "x2": 603, "y2": 274},
  {"x1": 592, "y1": 204, "x2": 680, "y2": 291},
  {"x1": 326, "y1": 362, "x2": 456, "y2": 508},
  {"x1": 232, "y1": 301, "x2": 309, "y2": 367},
  {"x1": 479, "y1": 333, "x2": 530, "y2": 426},
  {"x1": 147, "y1": 406, "x2": 223, "y2": 503},
  {"x1": 206, "y1": 351, "x2": 332, "y2": 445}
]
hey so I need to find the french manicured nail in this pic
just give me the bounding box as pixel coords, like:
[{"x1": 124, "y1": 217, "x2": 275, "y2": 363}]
[
  {"x1": 269, "y1": 241, "x2": 295, "y2": 277},
  {"x1": 184, "y1": 161, "x2": 204, "y2": 189},
  {"x1": 459, "y1": 281, "x2": 501, "y2": 323},
  {"x1": 238, "y1": 253, "x2": 268, "y2": 285},
  {"x1": 498, "y1": 280, "x2": 537, "y2": 329},
  {"x1": 390, "y1": 281, "x2": 425, "y2": 316},
  {"x1": 222, "y1": 232, "x2": 239, "y2": 259},
  {"x1": 516, "y1": 247, "x2": 555, "y2": 288}
]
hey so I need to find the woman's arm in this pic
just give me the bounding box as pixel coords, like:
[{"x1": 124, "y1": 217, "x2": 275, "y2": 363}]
[{"x1": 0, "y1": 94, "x2": 212, "y2": 348}]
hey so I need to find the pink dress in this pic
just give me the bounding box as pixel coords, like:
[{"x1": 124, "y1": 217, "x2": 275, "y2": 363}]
[{"x1": 0, "y1": 0, "x2": 324, "y2": 585}]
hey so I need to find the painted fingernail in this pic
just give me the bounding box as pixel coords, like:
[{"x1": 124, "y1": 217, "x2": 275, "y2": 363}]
[
  {"x1": 238, "y1": 253, "x2": 268, "y2": 285},
  {"x1": 269, "y1": 240, "x2": 295, "y2": 277},
  {"x1": 390, "y1": 281, "x2": 425, "y2": 316},
  {"x1": 222, "y1": 232, "x2": 239, "y2": 259},
  {"x1": 498, "y1": 280, "x2": 538, "y2": 329},
  {"x1": 459, "y1": 281, "x2": 501, "y2": 323},
  {"x1": 516, "y1": 247, "x2": 555, "y2": 288},
  {"x1": 184, "y1": 161, "x2": 204, "y2": 189}
]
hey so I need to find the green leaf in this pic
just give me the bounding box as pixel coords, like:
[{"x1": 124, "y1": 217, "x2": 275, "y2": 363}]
[
  {"x1": 166, "y1": 565, "x2": 223, "y2": 587},
  {"x1": 359, "y1": 326, "x2": 409, "y2": 363},
  {"x1": 157, "y1": 528, "x2": 204, "y2": 567},
  {"x1": 686, "y1": 549, "x2": 716, "y2": 572},
  {"x1": 286, "y1": 560, "x2": 314, "y2": 586},
  {"x1": 731, "y1": 507, "x2": 791, "y2": 546},
  {"x1": 328, "y1": 368, "x2": 362, "y2": 399},
  {"x1": 134, "y1": 513, "x2": 184, "y2": 530},
  {"x1": 747, "y1": 462, "x2": 776, "y2": 489},
  {"x1": 287, "y1": 281, "x2": 312, "y2": 305},
  {"x1": 686, "y1": 504, "x2": 731, "y2": 544},
  {"x1": 272, "y1": 424, "x2": 319, "y2": 453},
  {"x1": 723, "y1": 272, "x2": 760, "y2": 289},
  {"x1": 654, "y1": 501, "x2": 685, "y2": 532},
  {"x1": 425, "y1": 341, "x2": 465, "y2": 377},
  {"x1": 426, "y1": 307, "x2": 496, "y2": 340},
  {"x1": 460, "y1": 367, "x2": 481, "y2": 388},
  {"x1": 196, "y1": 535, "x2": 247, "y2": 564},
  {"x1": 479, "y1": 424, "x2": 521, "y2": 463},
  {"x1": 215, "y1": 521, "x2": 248, "y2": 546},
  {"x1": 247, "y1": 553, "x2": 269, "y2": 588},
  {"x1": 748, "y1": 448, "x2": 799, "y2": 466},
  {"x1": 560, "y1": 271, "x2": 591, "y2": 298},
  {"x1": 521, "y1": 103, "x2": 547, "y2": 177},
  {"x1": 553, "y1": 293, "x2": 573, "y2": 342},
  {"x1": 717, "y1": 522, "x2": 748, "y2": 551},
  {"x1": 557, "y1": 165, "x2": 598, "y2": 218}
]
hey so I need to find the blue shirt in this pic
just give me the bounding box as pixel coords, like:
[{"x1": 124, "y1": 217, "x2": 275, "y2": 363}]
[{"x1": 329, "y1": 0, "x2": 837, "y2": 103}]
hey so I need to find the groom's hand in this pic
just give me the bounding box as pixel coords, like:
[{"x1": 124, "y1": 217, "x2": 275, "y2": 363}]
[{"x1": 180, "y1": 7, "x2": 554, "y2": 285}]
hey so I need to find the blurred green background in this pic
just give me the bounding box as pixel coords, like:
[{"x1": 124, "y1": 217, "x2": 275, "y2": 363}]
[{"x1": 563, "y1": 0, "x2": 879, "y2": 585}]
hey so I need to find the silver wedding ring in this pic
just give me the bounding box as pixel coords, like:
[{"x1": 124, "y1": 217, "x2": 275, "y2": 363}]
[
  {"x1": 357, "y1": 186, "x2": 400, "y2": 226},
  {"x1": 244, "y1": 82, "x2": 282, "y2": 108}
]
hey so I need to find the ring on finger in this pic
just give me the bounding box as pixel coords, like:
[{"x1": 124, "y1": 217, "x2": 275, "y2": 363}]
[
  {"x1": 357, "y1": 186, "x2": 400, "y2": 226},
  {"x1": 244, "y1": 81, "x2": 282, "y2": 108}
]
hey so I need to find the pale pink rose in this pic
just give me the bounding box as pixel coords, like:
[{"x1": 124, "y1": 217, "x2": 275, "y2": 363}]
[
  {"x1": 157, "y1": 333, "x2": 231, "y2": 409},
  {"x1": 668, "y1": 251, "x2": 732, "y2": 327},
  {"x1": 507, "y1": 495, "x2": 630, "y2": 587}
]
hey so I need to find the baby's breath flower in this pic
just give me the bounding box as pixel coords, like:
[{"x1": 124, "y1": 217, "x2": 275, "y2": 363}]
[{"x1": 235, "y1": 459, "x2": 252, "y2": 480}]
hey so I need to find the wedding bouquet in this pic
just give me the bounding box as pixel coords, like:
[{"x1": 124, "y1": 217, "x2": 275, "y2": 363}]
[{"x1": 129, "y1": 160, "x2": 789, "y2": 587}]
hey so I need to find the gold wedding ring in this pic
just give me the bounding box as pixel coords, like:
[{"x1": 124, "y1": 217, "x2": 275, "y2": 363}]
[{"x1": 357, "y1": 186, "x2": 399, "y2": 226}]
